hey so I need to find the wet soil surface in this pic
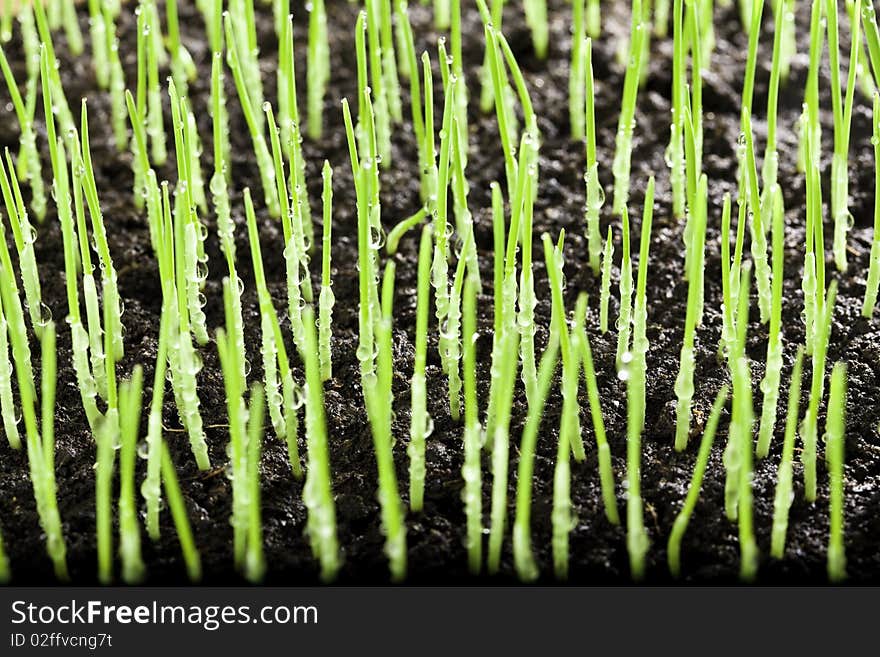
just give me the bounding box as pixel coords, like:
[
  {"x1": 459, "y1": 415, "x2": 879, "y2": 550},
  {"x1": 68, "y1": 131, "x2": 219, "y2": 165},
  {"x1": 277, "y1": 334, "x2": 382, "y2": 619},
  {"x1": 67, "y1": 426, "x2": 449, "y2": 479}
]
[{"x1": 1, "y1": 0, "x2": 879, "y2": 584}]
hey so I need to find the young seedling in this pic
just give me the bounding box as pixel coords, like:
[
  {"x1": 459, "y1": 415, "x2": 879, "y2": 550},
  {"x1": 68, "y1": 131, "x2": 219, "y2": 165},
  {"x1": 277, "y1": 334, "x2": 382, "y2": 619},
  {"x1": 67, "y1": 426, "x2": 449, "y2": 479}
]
[
  {"x1": 264, "y1": 103, "x2": 309, "y2": 354},
  {"x1": 731, "y1": 265, "x2": 757, "y2": 581},
  {"x1": 433, "y1": 77, "x2": 457, "y2": 387},
  {"x1": 364, "y1": 2, "x2": 392, "y2": 167},
  {"x1": 802, "y1": 282, "x2": 839, "y2": 502},
  {"x1": 0, "y1": 273, "x2": 20, "y2": 450},
  {"x1": 545, "y1": 241, "x2": 585, "y2": 580},
  {"x1": 674, "y1": 173, "x2": 707, "y2": 451},
  {"x1": 216, "y1": 280, "x2": 253, "y2": 578},
  {"x1": 828, "y1": 0, "x2": 861, "y2": 272},
  {"x1": 599, "y1": 226, "x2": 613, "y2": 333},
  {"x1": 244, "y1": 189, "x2": 302, "y2": 478},
  {"x1": 667, "y1": 386, "x2": 729, "y2": 577},
  {"x1": 547, "y1": 233, "x2": 585, "y2": 462},
  {"x1": 612, "y1": 0, "x2": 646, "y2": 216},
  {"x1": 625, "y1": 338, "x2": 648, "y2": 581},
  {"x1": 863, "y1": 93, "x2": 880, "y2": 318},
  {"x1": 166, "y1": 0, "x2": 197, "y2": 98},
  {"x1": 168, "y1": 83, "x2": 209, "y2": 349},
  {"x1": 363, "y1": 263, "x2": 407, "y2": 582},
  {"x1": 487, "y1": 328, "x2": 520, "y2": 575},
  {"x1": 524, "y1": 0, "x2": 549, "y2": 59},
  {"x1": 15, "y1": 321, "x2": 69, "y2": 581},
  {"x1": 631, "y1": 176, "x2": 655, "y2": 436},
  {"x1": 756, "y1": 185, "x2": 785, "y2": 459},
  {"x1": 478, "y1": 0, "x2": 505, "y2": 113},
  {"x1": 42, "y1": 53, "x2": 104, "y2": 431},
  {"x1": 160, "y1": 442, "x2": 202, "y2": 582},
  {"x1": 0, "y1": 44, "x2": 45, "y2": 221},
  {"x1": 445, "y1": 231, "x2": 475, "y2": 423},
  {"x1": 461, "y1": 276, "x2": 483, "y2": 575},
  {"x1": 409, "y1": 225, "x2": 433, "y2": 512},
  {"x1": 244, "y1": 384, "x2": 266, "y2": 583},
  {"x1": 118, "y1": 368, "x2": 146, "y2": 584},
  {"x1": 224, "y1": 13, "x2": 280, "y2": 218},
  {"x1": 741, "y1": 110, "x2": 772, "y2": 325},
  {"x1": 102, "y1": 5, "x2": 129, "y2": 151},
  {"x1": 770, "y1": 347, "x2": 805, "y2": 558},
  {"x1": 163, "y1": 182, "x2": 210, "y2": 471},
  {"x1": 279, "y1": 14, "x2": 315, "y2": 249},
  {"x1": 81, "y1": 102, "x2": 125, "y2": 362},
  {"x1": 760, "y1": 0, "x2": 785, "y2": 208},
  {"x1": 668, "y1": 0, "x2": 685, "y2": 218},
  {"x1": 826, "y1": 361, "x2": 847, "y2": 582},
  {"x1": 723, "y1": 263, "x2": 751, "y2": 521},
  {"x1": 307, "y1": 0, "x2": 330, "y2": 139},
  {"x1": 0, "y1": 150, "x2": 43, "y2": 336},
  {"x1": 570, "y1": 0, "x2": 587, "y2": 139},
  {"x1": 143, "y1": 312, "x2": 171, "y2": 542},
  {"x1": 144, "y1": 1, "x2": 167, "y2": 167},
  {"x1": 572, "y1": 302, "x2": 621, "y2": 526},
  {"x1": 584, "y1": 38, "x2": 605, "y2": 275},
  {"x1": 319, "y1": 162, "x2": 335, "y2": 381},
  {"x1": 616, "y1": 207, "x2": 633, "y2": 368},
  {"x1": 718, "y1": 192, "x2": 745, "y2": 361},
  {"x1": 32, "y1": 4, "x2": 75, "y2": 142},
  {"x1": 301, "y1": 305, "x2": 341, "y2": 582}
]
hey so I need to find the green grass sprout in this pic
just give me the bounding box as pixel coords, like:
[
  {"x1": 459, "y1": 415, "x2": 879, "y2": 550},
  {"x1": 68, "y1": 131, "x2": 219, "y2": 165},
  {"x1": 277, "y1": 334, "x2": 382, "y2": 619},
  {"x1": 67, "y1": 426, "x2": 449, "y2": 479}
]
[
  {"x1": 487, "y1": 328, "x2": 519, "y2": 575},
  {"x1": 524, "y1": 0, "x2": 549, "y2": 59},
  {"x1": 756, "y1": 184, "x2": 785, "y2": 459},
  {"x1": 307, "y1": 0, "x2": 330, "y2": 139},
  {"x1": 731, "y1": 264, "x2": 757, "y2": 581},
  {"x1": 160, "y1": 441, "x2": 202, "y2": 582},
  {"x1": 612, "y1": 0, "x2": 646, "y2": 216},
  {"x1": 723, "y1": 262, "x2": 750, "y2": 521},
  {"x1": 616, "y1": 207, "x2": 633, "y2": 368},
  {"x1": 216, "y1": 280, "x2": 252, "y2": 577},
  {"x1": 829, "y1": 0, "x2": 861, "y2": 272},
  {"x1": 319, "y1": 162, "x2": 335, "y2": 381},
  {"x1": 545, "y1": 233, "x2": 585, "y2": 462},
  {"x1": 0, "y1": 150, "x2": 44, "y2": 336},
  {"x1": 574, "y1": 300, "x2": 620, "y2": 525},
  {"x1": 461, "y1": 275, "x2": 483, "y2": 575},
  {"x1": 571, "y1": 0, "x2": 587, "y2": 139},
  {"x1": 0, "y1": 43, "x2": 45, "y2": 221},
  {"x1": 584, "y1": 38, "x2": 605, "y2": 275},
  {"x1": 364, "y1": 262, "x2": 407, "y2": 581},
  {"x1": 667, "y1": 385, "x2": 729, "y2": 577},
  {"x1": 770, "y1": 347, "x2": 805, "y2": 558},
  {"x1": 631, "y1": 175, "x2": 654, "y2": 436},
  {"x1": 301, "y1": 305, "x2": 341, "y2": 582},
  {"x1": 863, "y1": 92, "x2": 880, "y2": 317},
  {"x1": 801, "y1": 282, "x2": 839, "y2": 502},
  {"x1": 409, "y1": 225, "x2": 433, "y2": 512},
  {"x1": 674, "y1": 173, "x2": 707, "y2": 451},
  {"x1": 599, "y1": 226, "x2": 613, "y2": 333},
  {"x1": 826, "y1": 361, "x2": 847, "y2": 582},
  {"x1": 243, "y1": 188, "x2": 302, "y2": 478},
  {"x1": 244, "y1": 383, "x2": 266, "y2": 583},
  {"x1": 118, "y1": 367, "x2": 146, "y2": 584},
  {"x1": 224, "y1": 13, "x2": 280, "y2": 217}
]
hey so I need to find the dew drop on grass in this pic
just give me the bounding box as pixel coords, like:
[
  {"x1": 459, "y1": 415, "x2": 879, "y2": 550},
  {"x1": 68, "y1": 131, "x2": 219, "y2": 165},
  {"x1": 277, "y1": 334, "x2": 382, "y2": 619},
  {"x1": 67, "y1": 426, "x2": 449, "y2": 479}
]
[{"x1": 37, "y1": 302, "x2": 52, "y2": 327}]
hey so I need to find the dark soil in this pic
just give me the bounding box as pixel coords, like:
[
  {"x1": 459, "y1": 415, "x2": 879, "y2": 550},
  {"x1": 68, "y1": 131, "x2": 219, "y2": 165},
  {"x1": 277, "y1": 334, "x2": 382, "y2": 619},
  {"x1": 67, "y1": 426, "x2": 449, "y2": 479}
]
[{"x1": 1, "y1": 0, "x2": 879, "y2": 584}]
